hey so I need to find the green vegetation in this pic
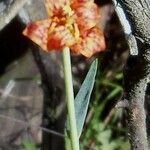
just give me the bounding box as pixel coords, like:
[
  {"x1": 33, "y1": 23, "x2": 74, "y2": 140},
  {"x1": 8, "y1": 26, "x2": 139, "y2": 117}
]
[{"x1": 80, "y1": 61, "x2": 130, "y2": 150}]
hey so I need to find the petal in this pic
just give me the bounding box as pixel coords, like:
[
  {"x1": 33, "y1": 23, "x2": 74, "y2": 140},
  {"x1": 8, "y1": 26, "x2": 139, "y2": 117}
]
[
  {"x1": 47, "y1": 25, "x2": 76, "y2": 50},
  {"x1": 71, "y1": 1, "x2": 100, "y2": 30},
  {"x1": 71, "y1": 27, "x2": 106, "y2": 57},
  {"x1": 73, "y1": 0, "x2": 94, "y2": 2},
  {"x1": 44, "y1": 0, "x2": 68, "y2": 17},
  {"x1": 23, "y1": 19, "x2": 51, "y2": 51}
]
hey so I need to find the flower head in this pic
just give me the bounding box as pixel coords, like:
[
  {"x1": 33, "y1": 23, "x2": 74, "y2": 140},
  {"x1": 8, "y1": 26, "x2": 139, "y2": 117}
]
[{"x1": 23, "y1": 0, "x2": 106, "y2": 57}]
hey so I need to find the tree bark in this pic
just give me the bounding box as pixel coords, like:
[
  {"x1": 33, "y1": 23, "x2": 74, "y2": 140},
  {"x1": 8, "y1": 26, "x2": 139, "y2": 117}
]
[
  {"x1": 0, "y1": 0, "x2": 28, "y2": 31},
  {"x1": 114, "y1": 0, "x2": 150, "y2": 149}
]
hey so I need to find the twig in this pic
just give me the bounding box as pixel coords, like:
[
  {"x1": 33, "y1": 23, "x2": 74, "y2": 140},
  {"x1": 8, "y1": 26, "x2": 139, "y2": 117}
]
[
  {"x1": 103, "y1": 108, "x2": 115, "y2": 127},
  {"x1": 0, "y1": 0, "x2": 28, "y2": 31},
  {"x1": 115, "y1": 99, "x2": 129, "y2": 108},
  {"x1": 0, "y1": 114, "x2": 65, "y2": 138},
  {"x1": 0, "y1": 89, "x2": 32, "y2": 101},
  {"x1": 0, "y1": 111, "x2": 91, "y2": 150}
]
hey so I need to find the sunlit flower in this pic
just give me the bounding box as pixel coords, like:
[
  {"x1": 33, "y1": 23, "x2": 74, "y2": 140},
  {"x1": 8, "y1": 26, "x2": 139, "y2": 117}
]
[
  {"x1": 23, "y1": 0, "x2": 106, "y2": 57},
  {"x1": 71, "y1": 27, "x2": 106, "y2": 57}
]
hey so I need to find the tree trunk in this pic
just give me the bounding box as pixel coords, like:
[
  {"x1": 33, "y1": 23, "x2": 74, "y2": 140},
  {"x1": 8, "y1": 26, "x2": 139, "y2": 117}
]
[{"x1": 114, "y1": 0, "x2": 150, "y2": 149}]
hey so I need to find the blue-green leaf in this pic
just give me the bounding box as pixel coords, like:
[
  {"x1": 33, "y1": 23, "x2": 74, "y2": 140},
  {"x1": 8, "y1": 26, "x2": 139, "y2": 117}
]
[{"x1": 75, "y1": 59, "x2": 98, "y2": 137}]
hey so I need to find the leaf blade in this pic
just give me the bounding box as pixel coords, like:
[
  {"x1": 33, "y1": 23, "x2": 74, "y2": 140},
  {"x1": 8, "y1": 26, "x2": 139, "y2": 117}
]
[{"x1": 75, "y1": 59, "x2": 98, "y2": 137}]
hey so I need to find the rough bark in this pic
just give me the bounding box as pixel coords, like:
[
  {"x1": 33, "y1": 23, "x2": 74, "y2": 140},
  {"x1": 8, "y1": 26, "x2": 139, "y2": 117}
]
[
  {"x1": 124, "y1": 50, "x2": 150, "y2": 150},
  {"x1": 119, "y1": 0, "x2": 150, "y2": 44},
  {"x1": 114, "y1": 0, "x2": 150, "y2": 149},
  {"x1": 0, "y1": 0, "x2": 28, "y2": 31}
]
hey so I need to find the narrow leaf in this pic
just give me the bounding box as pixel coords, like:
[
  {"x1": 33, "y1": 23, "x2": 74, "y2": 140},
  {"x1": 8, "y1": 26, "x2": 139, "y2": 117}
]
[{"x1": 75, "y1": 59, "x2": 98, "y2": 137}]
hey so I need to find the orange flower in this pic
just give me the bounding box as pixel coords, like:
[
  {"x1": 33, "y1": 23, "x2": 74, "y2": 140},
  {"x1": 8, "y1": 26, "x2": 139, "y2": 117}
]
[
  {"x1": 71, "y1": 27, "x2": 105, "y2": 57},
  {"x1": 71, "y1": 0, "x2": 100, "y2": 30},
  {"x1": 23, "y1": 0, "x2": 106, "y2": 57}
]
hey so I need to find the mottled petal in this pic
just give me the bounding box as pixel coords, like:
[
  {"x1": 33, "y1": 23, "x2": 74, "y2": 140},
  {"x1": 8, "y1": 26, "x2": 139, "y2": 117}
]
[
  {"x1": 45, "y1": 0, "x2": 68, "y2": 17},
  {"x1": 71, "y1": 27, "x2": 106, "y2": 57},
  {"x1": 71, "y1": 1, "x2": 100, "y2": 30},
  {"x1": 74, "y1": 0, "x2": 94, "y2": 2},
  {"x1": 23, "y1": 19, "x2": 51, "y2": 51},
  {"x1": 23, "y1": 0, "x2": 105, "y2": 57},
  {"x1": 47, "y1": 25, "x2": 76, "y2": 50}
]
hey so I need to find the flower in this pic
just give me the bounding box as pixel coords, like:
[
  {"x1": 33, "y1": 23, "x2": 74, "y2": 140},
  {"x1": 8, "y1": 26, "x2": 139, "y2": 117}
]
[{"x1": 23, "y1": 0, "x2": 106, "y2": 57}]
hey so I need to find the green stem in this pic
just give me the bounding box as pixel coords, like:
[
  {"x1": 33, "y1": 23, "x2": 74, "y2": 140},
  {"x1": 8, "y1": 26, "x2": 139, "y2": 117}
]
[{"x1": 62, "y1": 47, "x2": 80, "y2": 150}]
